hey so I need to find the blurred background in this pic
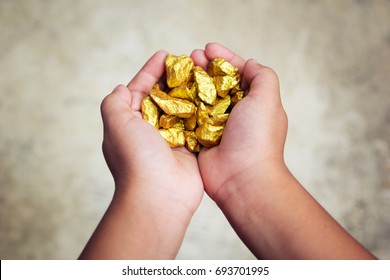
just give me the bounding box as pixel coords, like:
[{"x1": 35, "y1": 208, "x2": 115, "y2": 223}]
[{"x1": 1, "y1": 0, "x2": 389, "y2": 259}]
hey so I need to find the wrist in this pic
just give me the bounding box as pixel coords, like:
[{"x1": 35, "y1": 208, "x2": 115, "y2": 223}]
[
  {"x1": 114, "y1": 180, "x2": 195, "y2": 226},
  {"x1": 212, "y1": 159, "x2": 289, "y2": 212},
  {"x1": 210, "y1": 161, "x2": 297, "y2": 258},
  {"x1": 211, "y1": 159, "x2": 294, "y2": 237},
  {"x1": 102, "y1": 183, "x2": 192, "y2": 259}
]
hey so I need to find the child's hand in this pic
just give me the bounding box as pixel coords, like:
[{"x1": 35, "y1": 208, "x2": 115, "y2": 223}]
[
  {"x1": 80, "y1": 51, "x2": 204, "y2": 259},
  {"x1": 191, "y1": 43, "x2": 288, "y2": 204},
  {"x1": 101, "y1": 51, "x2": 203, "y2": 217},
  {"x1": 190, "y1": 43, "x2": 375, "y2": 260},
  {"x1": 81, "y1": 44, "x2": 375, "y2": 260}
]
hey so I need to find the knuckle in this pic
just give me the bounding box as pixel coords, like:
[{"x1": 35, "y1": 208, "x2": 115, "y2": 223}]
[{"x1": 261, "y1": 66, "x2": 280, "y2": 84}]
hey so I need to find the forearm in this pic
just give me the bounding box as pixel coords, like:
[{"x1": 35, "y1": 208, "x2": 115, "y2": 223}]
[
  {"x1": 215, "y1": 163, "x2": 376, "y2": 260},
  {"x1": 79, "y1": 187, "x2": 189, "y2": 260}
]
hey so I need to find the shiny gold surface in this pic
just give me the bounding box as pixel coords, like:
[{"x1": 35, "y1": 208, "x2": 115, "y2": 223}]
[
  {"x1": 141, "y1": 96, "x2": 160, "y2": 129},
  {"x1": 184, "y1": 131, "x2": 201, "y2": 153},
  {"x1": 208, "y1": 113, "x2": 229, "y2": 126},
  {"x1": 231, "y1": 90, "x2": 244, "y2": 108},
  {"x1": 150, "y1": 84, "x2": 196, "y2": 118},
  {"x1": 206, "y1": 95, "x2": 231, "y2": 116},
  {"x1": 207, "y1": 57, "x2": 238, "y2": 77},
  {"x1": 141, "y1": 55, "x2": 244, "y2": 152},
  {"x1": 183, "y1": 114, "x2": 197, "y2": 131},
  {"x1": 165, "y1": 54, "x2": 194, "y2": 88},
  {"x1": 214, "y1": 75, "x2": 239, "y2": 98},
  {"x1": 194, "y1": 66, "x2": 217, "y2": 105},
  {"x1": 159, "y1": 114, "x2": 181, "y2": 128},
  {"x1": 196, "y1": 101, "x2": 208, "y2": 126},
  {"x1": 196, "y1": 122, "x2": 224, "y2": 148},
  {"x1": 159, "y1": 127, "x2": 185, "y2": 147},
  {"x1": 169, "y1": 86, "x2": 194, "y2": 102}
]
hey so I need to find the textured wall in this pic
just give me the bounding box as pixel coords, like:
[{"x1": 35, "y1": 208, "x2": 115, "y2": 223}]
[{"x1": 1, "y1": 0, "x2": 389, "y2": 259}]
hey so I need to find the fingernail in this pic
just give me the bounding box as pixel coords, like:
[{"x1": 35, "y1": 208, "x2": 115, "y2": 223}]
[
  {"x1": 112, "y1": 84, "x2": 124, "y2": 92},
  {"x1": 249, "y1": 58, "x2": 259, "y2": 65}
]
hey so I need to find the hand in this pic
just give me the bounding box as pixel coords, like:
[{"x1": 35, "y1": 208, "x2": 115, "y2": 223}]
[
  {"x1": 101, "y1": 50, "x2": 203, "y2": 219},
  {"x1": 80, "y1": 51, "x2": 204, "y2": 259},
  {"x1": 191, "y1": 43, "x2": 288, "y2": 204},
  {"x1": 191, "y1": 43, "x2": 375, "y2": 260}
]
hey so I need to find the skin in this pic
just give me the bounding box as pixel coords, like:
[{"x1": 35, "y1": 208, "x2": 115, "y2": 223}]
[
  {"x1": 79, "y1": 50, "x2": 204, "y2": 259},
  {"x1": 79, "y1": 43, "x2": 376, "y2": 260}
]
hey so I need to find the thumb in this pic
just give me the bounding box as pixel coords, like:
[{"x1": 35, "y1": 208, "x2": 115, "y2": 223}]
[
  {"x1": 242, "y1": 59, "x2": 282, "y2": 106},
  {"x1": 100, "y1": 85, "x2": 141, "y2": 139},
  {"x1": 100, "y1": 84, "x2": 135, "y2": 130}
]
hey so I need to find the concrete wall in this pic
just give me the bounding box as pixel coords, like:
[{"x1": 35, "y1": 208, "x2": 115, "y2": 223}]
[{"x1": 1, "y1": 0, "x2": 389, "y2": 259}]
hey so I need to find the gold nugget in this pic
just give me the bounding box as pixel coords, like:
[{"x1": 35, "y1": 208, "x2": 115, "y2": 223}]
[
  {"x1": 159, "y1": 114, "x2": 181, "y2": 129},
  {"x1": 196, "y1": 122, "x2": 224, "y2": 148},
  {"x1": 214, "y1": 75, "x2": 239, "y2": 98},
  {"x1": 194, "y1": 66, "x2": 217, "y2": 105},
  {"x1": 141, "y1": 54, "x2": 245, "y2": 152},
  {"x1": 184, "y1": 131, "x2": 201, "y2": 153},
  {"x1": 183, "y1": 114, "x2": 197, "y2": 131},
  {"x1": 231, "y1": 90, "x2": 244, "y2": 107},
  {"x1": 169, "y1": 86, "x2": 195, "y2": 102},
  {"x1": 141, "y1": 96, "x2": 160, "y2": 129},
  {"x1": 196, "y1": 101, "x2": 208, "y2": 126},
  {"x1": 150, "y1": 84, "x2": 196, "y2": 118},
  {"x1": 159, "y1": 126, "x2": 185, "y2": 147},
  {"x1": 208, "y1": 58, "x2": 238, "y2": 77},
  {"x1": 208, "y1": 113, "x2": 229, "y2": 126},
  {"x1": 206, "y1": 95, "x2": 231, "y2": 116},
  {"x1": 165, "y1": 54, "x2": 194, "y2": 88}
]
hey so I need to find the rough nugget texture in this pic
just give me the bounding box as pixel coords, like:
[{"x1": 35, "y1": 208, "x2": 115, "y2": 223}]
[
  {"x1": 141, "y1": 96, "x2": 160, "y2": 129},
  {"x1": 207, "y1": 57, "x2": 238, "y2": 76},
  {"x1": 141, "y1": 54, "x2": 244, "y2": 152},
  {"x1": 149, "y1": 84, "x2": 196, "y2": 118},
  {"x1": 194, "y1": 66, "x2": 217, "y2": 105},
  {"x1": 165, "y1": 54, "x2": 194, "y2": 88}
]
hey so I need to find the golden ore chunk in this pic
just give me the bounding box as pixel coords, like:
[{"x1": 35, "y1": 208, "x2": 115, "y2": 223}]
[
  {"x1": 196, "y1": 122, "x2": 224, "y2": 148},
  {"x1": 183, "y1": 114, "x2": 197, "y2": 131},
  {"x1": 184, "y1": 131, "x2": 201, "y2": 153},
  {"x1": 150, "y1": 84, "x2": 196, "y2": 118},
  {"x1": 206, "y1": 95, "x2": 231, "y2": 116},
  {"x1": 214, "y1": 75, "x2": 239, "y2": 98},
  {"x1": 169, "y1": 86, "x2": 195, "y2": 102},
  {"x1": 141, "y1": 54, "x2": 245, "y2": 152},
  {"x1": 159, "y1": 127, "x2": 185, "y2": 147},
  {"x1": 196, "y1": 101, "x2": 209, "y2": 126},
  {"x1": 207, "y1": 57, "x2": 238, "y2": 77},
  {"x1": 208, "y1": 113, "x2": 229, "y2": 126},
  {"x1": 231, "y1": 90, "x2": 244, "y2": 107},
  {"x1": 194, "y1": 66, "x2": 217, "y2": 105},
  {"x1": 141, "y1": 96, "x2": 160, "y2": 129},
  {"x1": 165, "y1": 54, "x2": 194, "y2": 88},
  {"x1": 159, "y1": 114, "x2": 181, "y2": 129}
]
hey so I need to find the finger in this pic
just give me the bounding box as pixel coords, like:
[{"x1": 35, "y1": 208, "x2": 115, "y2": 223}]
[
  {"x1": 101, "y1": 84, "x2": 134, "y2": 129},
  {"x1": 101, "y1": 84, "x2": 131, "y2": 115},
  {"x1": 190, "y1": 49, "x2": 209, "y2": 69},
  {"x1": 127, "y1": 50, "x2": 168, "y2": 111},
  {"x1": 242, "y1": 59, "x2": 281, "y2": 105},
  {"x1": 204, "y1": 42, "x2": 246, "y2": 73}
]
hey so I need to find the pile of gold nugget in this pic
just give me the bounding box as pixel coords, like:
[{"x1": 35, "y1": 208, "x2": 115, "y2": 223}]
[{"x1": 141, "y1": 54, "x2": 244, "y2": 152}]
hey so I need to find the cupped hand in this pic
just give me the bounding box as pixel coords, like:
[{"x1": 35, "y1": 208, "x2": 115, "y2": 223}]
[
  {"x1": 100, "y1": 50, "x2": 204, "y2": 222},
  {"x1": 191, "y1": 43, "x2": 288, "y2": 204}
]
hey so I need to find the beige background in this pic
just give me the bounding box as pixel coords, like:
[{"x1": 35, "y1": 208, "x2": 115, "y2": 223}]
[{"x1": 1, "y1": 0, "x2": 389, "y2": 259}]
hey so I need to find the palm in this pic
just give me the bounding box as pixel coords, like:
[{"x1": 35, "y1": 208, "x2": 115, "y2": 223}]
[
  {"x1": 191, "y1": 43, "x2": 287, "y2": 200},
  {"x1": 198, "y1": 96, "x2": 262, "y2": 197},
  {"x1": 101, "y1": 51, "x2": 204, "y2": 219},
  {"x1": 130, "y1": 117, "x2": 204, "y2": 215}
]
